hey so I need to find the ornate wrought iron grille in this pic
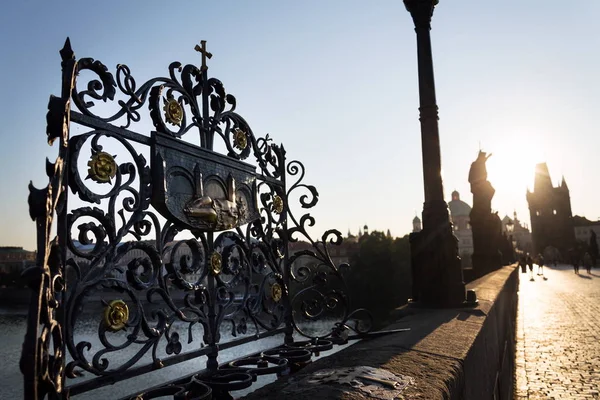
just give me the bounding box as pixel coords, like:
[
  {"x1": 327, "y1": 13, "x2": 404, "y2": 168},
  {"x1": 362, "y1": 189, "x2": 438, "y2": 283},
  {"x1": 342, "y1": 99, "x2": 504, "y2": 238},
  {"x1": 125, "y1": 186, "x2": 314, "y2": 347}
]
[{"x1": 20, "y1": 39, "x2": 373, "y2": 399}]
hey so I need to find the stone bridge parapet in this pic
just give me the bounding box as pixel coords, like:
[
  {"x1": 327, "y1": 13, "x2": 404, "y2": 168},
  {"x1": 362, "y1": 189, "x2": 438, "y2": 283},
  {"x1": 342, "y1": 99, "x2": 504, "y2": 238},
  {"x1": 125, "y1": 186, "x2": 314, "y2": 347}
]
[{"x1": 243, "y1": 264, "x2": 518, "y2": 399}]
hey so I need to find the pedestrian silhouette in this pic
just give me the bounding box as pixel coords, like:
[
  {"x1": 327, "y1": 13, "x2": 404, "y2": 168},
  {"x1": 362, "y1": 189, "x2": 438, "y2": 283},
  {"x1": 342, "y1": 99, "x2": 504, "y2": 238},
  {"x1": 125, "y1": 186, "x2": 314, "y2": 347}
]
[
  {"x1": 527, "y1": 254, "x2": 534, "y2": 281},
  {"x1": 584, "y1": 252, "x2": 592, "y2": 274},
  {"x1": 570, "y1": 249, "x2": 580, "y2": 274},
  {"x1": 519, "y1": 254, "x2": 527, "y2": 274},
  {"x1": 536, "y1": 253, "x2": 545, "y2": 276}
]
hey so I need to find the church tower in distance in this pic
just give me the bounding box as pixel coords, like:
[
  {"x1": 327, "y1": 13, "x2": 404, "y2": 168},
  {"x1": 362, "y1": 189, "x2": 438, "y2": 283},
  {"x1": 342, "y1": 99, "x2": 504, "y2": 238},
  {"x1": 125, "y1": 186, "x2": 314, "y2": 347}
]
[{"x1": 526, "y1": 163, "x2": 575, "y2": 257}]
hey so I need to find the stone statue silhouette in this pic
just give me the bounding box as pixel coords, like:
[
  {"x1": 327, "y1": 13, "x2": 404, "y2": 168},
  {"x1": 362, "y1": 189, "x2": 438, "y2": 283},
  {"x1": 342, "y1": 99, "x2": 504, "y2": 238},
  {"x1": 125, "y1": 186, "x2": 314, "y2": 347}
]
[
  {"x1": 468, "y1": 150, "x2": 503, "y2": 278},
  {"x1": 468, "y1": 150, "x2": 495, "y2": 213}
]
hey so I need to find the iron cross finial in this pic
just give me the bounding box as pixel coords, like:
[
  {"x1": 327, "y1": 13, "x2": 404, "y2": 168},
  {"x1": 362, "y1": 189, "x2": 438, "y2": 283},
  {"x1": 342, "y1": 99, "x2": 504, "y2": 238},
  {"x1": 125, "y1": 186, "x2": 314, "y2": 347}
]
[{"x1": 194, "y1": 40, "x2": 212, "y2": 72}]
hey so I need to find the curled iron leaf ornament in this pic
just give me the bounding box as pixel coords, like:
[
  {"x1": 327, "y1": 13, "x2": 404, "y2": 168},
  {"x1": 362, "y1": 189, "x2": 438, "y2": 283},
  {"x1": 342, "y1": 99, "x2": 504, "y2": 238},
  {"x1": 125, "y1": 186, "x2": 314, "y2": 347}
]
[
  {"x1": 103, "y1": 300, "x2": 129, "y2": 332},
  {"x1": 87, "y1": 151, "x2": 117, "y2": 184},
  {"x1": 163, "y1": 97, "x2": 183, "y2": 126},
  {"x1": 210, "y1": 251, "x2": 222, "y2": 275}
]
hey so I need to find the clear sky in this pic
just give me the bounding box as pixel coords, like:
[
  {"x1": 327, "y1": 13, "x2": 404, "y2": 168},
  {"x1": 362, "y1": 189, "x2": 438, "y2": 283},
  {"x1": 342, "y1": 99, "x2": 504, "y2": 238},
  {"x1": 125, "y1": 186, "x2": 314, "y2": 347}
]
[{"x1": 1, "y1": 0, "x2": 600, "y2": 251}]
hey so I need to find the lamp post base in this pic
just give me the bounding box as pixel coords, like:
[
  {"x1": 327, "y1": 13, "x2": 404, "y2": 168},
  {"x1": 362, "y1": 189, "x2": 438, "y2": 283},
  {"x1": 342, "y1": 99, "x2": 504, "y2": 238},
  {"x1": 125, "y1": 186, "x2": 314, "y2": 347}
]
[{"x1": 410, "y1": 221, "x2": 475, "y2": 308}]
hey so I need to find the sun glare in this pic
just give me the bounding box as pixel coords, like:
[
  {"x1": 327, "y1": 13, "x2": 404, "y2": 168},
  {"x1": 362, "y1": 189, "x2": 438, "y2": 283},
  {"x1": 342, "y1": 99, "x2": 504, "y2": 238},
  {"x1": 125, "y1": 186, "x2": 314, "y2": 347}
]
[{"x1": 485, "y1": 136, "x2": 547, "y2": 210}]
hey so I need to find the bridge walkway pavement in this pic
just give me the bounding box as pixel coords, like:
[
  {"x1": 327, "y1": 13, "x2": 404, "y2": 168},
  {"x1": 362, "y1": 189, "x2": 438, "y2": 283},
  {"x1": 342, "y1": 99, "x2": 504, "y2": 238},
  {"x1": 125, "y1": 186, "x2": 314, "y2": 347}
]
[{"x1": 515, "y1": 263, "x2": 600, "y2": 399}]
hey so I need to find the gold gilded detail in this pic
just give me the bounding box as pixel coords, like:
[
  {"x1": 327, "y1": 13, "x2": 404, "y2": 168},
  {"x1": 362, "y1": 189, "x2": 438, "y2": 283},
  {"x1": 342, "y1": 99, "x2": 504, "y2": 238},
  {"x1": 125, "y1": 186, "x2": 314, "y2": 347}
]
[
  {"x1": 270, "y1": 283, "x2": 283, "y2": 302},
  {"x1": 103, "y1": 300, "x2": 129, "y2": 332},
  {"x1": 163, "y1": 98, "x2": 183, "y2": 126},
  {"x1": 211, "y1": 251, "x2": 222, "y2": 275},
  {"x1": 272, "y1": 195, "x2": 284, "y2": 214},
  {"x1": 233, "y1": 128, "x2": 247, "y2": 150},
  {"x1": 87, "y1": 152, "x2": 117, "y2": 184},
  {"x1": 184, "y1": 174, "x2": 248, "y2": 231}
]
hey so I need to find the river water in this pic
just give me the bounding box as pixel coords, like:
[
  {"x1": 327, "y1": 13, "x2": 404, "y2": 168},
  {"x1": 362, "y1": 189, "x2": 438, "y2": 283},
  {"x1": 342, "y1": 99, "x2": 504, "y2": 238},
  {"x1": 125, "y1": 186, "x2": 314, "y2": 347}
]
[{"x1": 0, "y1": 308, "x2": 354, "y2": 399}]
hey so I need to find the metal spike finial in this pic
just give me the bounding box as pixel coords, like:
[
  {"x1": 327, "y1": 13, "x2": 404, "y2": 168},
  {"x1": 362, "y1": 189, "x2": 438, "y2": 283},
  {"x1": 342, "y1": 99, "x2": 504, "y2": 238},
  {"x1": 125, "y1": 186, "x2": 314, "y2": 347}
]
[{"x1": 60, "y1": 37, "x2": 74, "y2": 61}]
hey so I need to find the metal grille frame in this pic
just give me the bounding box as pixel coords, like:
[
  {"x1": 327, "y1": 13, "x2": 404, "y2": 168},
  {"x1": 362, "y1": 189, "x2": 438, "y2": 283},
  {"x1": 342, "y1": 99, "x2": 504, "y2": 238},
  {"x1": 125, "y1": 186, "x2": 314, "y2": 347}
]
[{"x1": 20, "y1": 39, "x2": 373, "y2": 400}]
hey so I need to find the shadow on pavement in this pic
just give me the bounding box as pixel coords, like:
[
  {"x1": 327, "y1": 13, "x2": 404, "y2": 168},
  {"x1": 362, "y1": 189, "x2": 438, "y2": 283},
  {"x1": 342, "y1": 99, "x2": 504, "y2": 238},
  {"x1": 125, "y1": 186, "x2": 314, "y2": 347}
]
[
  {"x1": 544, "y1": 264, "x2": 576, "y2": 271},
  {"x1": 544, "y1": 264, "x2": 600, "y2": 276}
]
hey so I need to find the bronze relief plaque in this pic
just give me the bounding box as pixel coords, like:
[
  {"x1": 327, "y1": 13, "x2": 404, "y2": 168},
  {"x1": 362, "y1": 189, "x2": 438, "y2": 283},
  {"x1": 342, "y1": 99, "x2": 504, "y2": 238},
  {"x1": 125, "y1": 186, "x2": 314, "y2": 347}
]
[{"x1": 151, "y1": 132, "x2": 259, "y2": 231}]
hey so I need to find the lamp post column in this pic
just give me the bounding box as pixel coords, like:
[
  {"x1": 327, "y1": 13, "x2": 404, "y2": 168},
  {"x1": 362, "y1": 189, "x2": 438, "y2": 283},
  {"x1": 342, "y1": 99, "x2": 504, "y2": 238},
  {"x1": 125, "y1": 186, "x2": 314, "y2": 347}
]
[{"x1": 404, "y1": 0, "x2": 469, "y2": 307}]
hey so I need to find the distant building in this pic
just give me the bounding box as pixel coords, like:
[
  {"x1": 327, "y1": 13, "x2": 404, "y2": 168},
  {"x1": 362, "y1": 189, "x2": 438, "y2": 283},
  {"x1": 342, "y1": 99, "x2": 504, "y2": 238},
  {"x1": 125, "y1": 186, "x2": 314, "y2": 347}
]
[
  {"x1": 412, "y1": 216, "x2": 422, "y2": 233},
  {"x1": 0, "y1": 247, "x2": 36, "y2": 287},
  {"x1": 0, "y1": 246, "x2": 36, "y2": 274},
  {"x1": 447, "y1": 191, "x2": 474, "y2": 268},
  {"x1": 526, "y1": 163, "x2": 575, "y2": 257},
  {"x1": 501, "y1": 212, "x2": 532, "y2": 253},
  {"x1": 572, "y1": 216, "x2": 600, "y2": 249},
  {"x1": 0, "y1": 246, "x2": 36, "y2": 263}
]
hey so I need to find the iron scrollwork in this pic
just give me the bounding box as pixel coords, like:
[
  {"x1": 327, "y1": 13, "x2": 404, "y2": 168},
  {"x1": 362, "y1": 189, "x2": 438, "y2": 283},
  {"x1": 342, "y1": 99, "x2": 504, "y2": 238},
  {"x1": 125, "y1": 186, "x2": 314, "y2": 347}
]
[
  {"x1": 20, "y1": 38, "x2": 77, "y2": 400},
  {"x1": 21, "y1": 38, "x2": 372, "y2": 400}
]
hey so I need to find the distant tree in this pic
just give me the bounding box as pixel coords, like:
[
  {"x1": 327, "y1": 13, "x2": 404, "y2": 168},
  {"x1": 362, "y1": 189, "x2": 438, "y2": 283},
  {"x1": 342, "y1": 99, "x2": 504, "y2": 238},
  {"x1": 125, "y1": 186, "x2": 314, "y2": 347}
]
[{"x1": 345, "y1": 231, "x2": 411, "y2": 328}]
